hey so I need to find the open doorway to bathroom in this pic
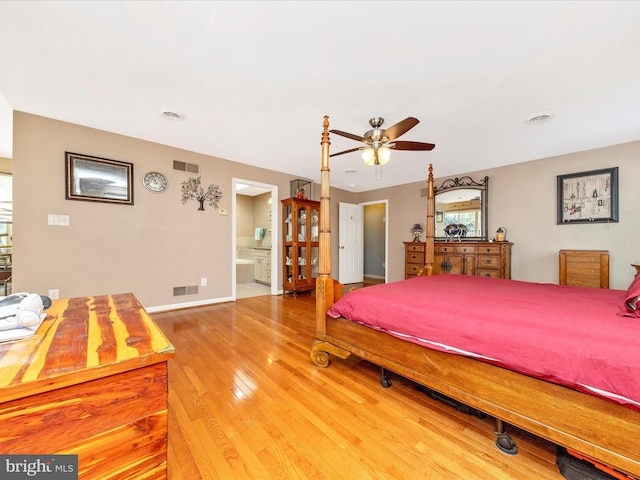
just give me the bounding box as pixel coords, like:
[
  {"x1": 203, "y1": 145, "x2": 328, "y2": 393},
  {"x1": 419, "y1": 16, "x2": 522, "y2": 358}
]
[{"x1": 232, "y1": 178, "x2": 278, "y2": 300}]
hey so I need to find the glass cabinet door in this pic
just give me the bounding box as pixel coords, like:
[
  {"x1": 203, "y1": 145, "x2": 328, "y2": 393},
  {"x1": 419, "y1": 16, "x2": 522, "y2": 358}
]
[{"x1": 282, "y1": 198, "x2": 320, "y2": 295}]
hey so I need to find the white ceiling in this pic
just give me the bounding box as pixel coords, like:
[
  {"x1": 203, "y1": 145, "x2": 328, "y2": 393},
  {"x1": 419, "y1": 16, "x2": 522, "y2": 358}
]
[{"x1": 1, "y1": 1, "x2": 639, "y2": 193}]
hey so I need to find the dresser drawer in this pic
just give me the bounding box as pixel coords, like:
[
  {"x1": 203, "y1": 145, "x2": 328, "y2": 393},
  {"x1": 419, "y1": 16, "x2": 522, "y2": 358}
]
[
  {"x1": 407, "y1": 252, "x2": 424, "y2": 264},
  {"x1": 478, "y1": 245, "x2": 502, "y2": 255},
  {"x1": 435, "y1": 244, "x2": 456, "y2": 253},
  {"x1": 477, "y1": 255, "x2": 500, "y2": 269},
  {"x1": 406, "y1": 243, "x2": 425, "y2": 253},
  {"x1": 455, "y1": 245, "x2": 476, "y2": 254},
  {"x1": 406, "y1": 263, "x2": 423, "y2": 275},
  {"x1": 477, "y1": 269, "x2": 500, "y2": 278}
]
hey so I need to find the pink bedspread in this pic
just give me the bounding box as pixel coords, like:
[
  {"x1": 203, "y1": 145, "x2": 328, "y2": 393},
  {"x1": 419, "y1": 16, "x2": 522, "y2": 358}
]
[{"x1": 327, "y1": 275, "x2": 640, "y2": 410}]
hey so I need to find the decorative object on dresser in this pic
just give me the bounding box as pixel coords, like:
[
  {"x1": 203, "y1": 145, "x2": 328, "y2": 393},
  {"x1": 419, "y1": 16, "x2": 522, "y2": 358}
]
[
  {"x1": 495, "y1": 226, "x2": 507, "y2": 242},
  {"x1": 180, "y1": 176, "x2": 223, "y2": 211},
  {"x1": 559, "y1": 249, "x2": 609, "y2": 288},
  {"x1": 557, "y1": 167, "x2": 619, "y2": 224},
  {"x1": 282, "y1": 197, "x2": 319, "y2": 295},
  {"x1": 411, "y1": 223, "x2": 423, "y2": 242}
]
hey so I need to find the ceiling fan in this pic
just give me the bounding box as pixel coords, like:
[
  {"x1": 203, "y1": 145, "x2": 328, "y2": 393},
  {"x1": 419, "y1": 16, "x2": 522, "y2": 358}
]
[{"x1": 330, "y1": 117, "x2": 436, "y2": 166}]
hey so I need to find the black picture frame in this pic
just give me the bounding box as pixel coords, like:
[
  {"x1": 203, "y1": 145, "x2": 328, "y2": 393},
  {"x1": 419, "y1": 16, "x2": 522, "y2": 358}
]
[
  {"x1": 557, "y1": 167, "x2": 618, "y2": 224},
  {"x1": 65, "y1": 152, "x2": 134, "y2": 205}
]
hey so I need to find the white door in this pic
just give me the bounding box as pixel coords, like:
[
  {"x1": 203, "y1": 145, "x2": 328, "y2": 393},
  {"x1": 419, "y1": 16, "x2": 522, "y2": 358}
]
[{"x1": 339, "y1": 202, "x2": 364, "y2": 284}]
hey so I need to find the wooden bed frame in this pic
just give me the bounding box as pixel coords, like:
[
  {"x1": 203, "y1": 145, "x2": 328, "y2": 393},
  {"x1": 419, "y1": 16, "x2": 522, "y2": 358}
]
[{"x1": 311, "y1": 116, "x2": 640, "y2": 478}]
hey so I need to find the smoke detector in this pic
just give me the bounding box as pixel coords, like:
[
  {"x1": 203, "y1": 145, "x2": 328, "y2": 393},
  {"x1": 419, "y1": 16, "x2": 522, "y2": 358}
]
[
  {"x1": 160, "y1": 110, "x2": 184, "y2": 121},
  {"x1": 525, "y1": 112, "x2": 554, "y2": 124}
]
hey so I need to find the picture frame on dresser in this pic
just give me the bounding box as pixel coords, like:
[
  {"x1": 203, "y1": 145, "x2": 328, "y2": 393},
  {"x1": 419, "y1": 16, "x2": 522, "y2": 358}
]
[{"x1": 557, "y1": 167, "x2": 618, "y2": 224}]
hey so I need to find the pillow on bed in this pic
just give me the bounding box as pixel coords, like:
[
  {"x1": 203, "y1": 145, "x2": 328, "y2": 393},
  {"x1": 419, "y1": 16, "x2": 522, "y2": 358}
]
[{"x1": 625, "y1": 275, "x2": 640, "y2": 314}]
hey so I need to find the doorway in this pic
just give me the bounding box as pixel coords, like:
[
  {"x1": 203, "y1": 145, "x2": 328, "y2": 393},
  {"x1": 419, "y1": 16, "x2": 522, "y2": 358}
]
[
  {"x1": 232, "y1": 178, "x2": 278, "y2": 300},
  {"x1": 338, "y1": 200, "x2": 388, "y2": 287},
  {"x1": 363, "y1": 201, "x2": 388, "y2": 286}
]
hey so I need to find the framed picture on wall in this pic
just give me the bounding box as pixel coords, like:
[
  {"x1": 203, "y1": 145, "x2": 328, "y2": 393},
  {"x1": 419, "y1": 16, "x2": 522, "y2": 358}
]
[
  {"x1": 65, "y1": 152, "x2": 134, "y2": 205},
  {"x1": 557, "y1": 167, "x2": 618, "y2": 224}
]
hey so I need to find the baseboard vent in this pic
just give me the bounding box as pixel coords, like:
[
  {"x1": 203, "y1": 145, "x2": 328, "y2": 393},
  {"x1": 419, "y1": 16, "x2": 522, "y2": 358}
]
[
  {"x1": 173, "y1": 160, "x2": 199, "y2": 174},
  {"x1": 173, "y1": 285, "x2": 199, "y2": 297}
]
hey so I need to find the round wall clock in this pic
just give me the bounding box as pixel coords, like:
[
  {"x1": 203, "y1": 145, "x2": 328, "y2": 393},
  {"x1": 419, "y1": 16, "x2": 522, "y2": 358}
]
[{"x1": 143, "y1": 171, "x2": 168, "y2": 193}]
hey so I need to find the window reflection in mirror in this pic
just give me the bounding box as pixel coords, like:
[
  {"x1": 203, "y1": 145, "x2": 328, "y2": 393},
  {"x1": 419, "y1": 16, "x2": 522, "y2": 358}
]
[{"x1": 434, "y1": 176, "x2": 488, "y2": 241}]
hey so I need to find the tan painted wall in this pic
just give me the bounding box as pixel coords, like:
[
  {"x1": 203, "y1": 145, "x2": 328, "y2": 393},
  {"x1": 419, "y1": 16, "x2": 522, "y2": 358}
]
[
  {"x1": 13, "y1": 111, "x2": 639, "y2": 310},
  {"x1": 359, "y1": 140, "x2": 640, "y2": 289},
  {"x1": 12, "y1": 112, "x2": 322, "y2": 309}
]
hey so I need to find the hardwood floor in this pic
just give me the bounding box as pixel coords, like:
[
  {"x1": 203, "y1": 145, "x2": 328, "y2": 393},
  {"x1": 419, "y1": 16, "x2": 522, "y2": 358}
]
[{"x1": 152, "y1": 294, "x2": 563, "y2": 479}]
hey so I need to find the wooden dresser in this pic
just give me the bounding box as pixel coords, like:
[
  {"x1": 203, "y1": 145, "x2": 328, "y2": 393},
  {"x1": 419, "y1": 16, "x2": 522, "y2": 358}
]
[
  {"x1": 405, "y1": 241, "x2": 512, "y2": 279},
  {"x1": 559, "y1": 249, "x2": 609, "y2": 288},
  {"x1": 403, "y1": 242, "x2": 426, "y2": 278},
  {"x1": 0, "y1": 293, "x2": 175, "y2": 479}
]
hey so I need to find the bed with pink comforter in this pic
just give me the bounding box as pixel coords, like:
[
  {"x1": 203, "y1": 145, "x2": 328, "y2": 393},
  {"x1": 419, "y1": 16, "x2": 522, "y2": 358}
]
[{"x1": 328, "y1": 274, "x2": 640, "y2": 410}]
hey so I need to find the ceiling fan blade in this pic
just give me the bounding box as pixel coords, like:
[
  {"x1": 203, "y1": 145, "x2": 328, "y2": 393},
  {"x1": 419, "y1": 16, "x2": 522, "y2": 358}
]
[
  {"x1": 382, "y1": 117, "x2": 419, "y2": 142},
  {"x1": 329, "y1": 146, "x2": 365, "y2": 157},
  {"x1": 390, "y1": 140, "x2": 436, "y2": 151},
  {"x1": 329, "y1": 129, "x2": 366, "y2": 143}
]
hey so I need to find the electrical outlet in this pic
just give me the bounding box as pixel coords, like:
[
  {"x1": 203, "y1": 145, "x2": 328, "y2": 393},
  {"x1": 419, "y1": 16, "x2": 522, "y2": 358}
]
[
  {"x1": 200, "y1": 277, "x2": 207, "y2": 287},
  {"x1": 48, "y1": 289, "x2": 59, "y2": 300}
]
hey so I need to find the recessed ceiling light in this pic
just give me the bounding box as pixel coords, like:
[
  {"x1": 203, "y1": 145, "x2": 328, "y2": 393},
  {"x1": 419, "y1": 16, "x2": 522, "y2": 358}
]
[
  {"x1": 525, "y1": 112, "x2": 554, "y2": 124},
  {"x1": 160, "y1": 110, "x2": 184, "y2": 121}
]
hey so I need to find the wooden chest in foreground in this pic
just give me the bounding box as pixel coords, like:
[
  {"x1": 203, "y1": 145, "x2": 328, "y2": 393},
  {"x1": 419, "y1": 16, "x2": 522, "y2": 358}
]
[{"x1": 0, "y1": 293, "x2": 175, "y2": 479}]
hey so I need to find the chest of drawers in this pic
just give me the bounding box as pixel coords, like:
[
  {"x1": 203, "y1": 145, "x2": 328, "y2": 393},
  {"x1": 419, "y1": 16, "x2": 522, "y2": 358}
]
[
  {"x1": 559, "y1": 249, "x2": 609, "y2": 288},
  {"x1": 405, "y1": 241, "x2": 512, "y2": 279}
]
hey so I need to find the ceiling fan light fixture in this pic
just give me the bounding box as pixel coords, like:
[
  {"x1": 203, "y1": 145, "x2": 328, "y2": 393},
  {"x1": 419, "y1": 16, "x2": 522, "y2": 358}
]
[
  {"x1": 378, "y1": 146, "x2": 391, "y2": 164},
  {"x1": 362, "y1": 146, "x2": 391, "y2": 166},
  {"x1": 362, "y1": 148, "x2": 375, "y2": 165}
]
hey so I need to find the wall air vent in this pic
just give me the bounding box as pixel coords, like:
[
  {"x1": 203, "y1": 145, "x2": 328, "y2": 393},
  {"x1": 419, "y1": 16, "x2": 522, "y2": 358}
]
[
  {"x1": 173, "y1": 285, "x2": 199, "y2": 297},
  {"x1": 173, "y1": 160, "x2": 199, "y2": 174}
]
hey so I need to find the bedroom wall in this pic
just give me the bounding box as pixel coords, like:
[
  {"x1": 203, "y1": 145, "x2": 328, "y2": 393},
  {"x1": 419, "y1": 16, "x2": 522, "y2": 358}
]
[
  {"x1": 359, "y1": 140, "x2": 640, "y2": 290},
  {"x1": 13, "y1": 110, "x2": 638, "y2": 310},
  {"x1": 11, "y1": 112, "x2": 326, "y2": 309}
]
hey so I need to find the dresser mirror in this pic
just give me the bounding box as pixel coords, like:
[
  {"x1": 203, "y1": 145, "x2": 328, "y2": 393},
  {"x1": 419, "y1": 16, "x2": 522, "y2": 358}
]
[{"x1": 434, "y1": 175, "x2": 488, "y2": 241}]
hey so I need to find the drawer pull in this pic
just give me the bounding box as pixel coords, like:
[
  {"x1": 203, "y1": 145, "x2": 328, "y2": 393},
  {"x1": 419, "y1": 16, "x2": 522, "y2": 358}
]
[{"x1": 440, "y1": 261, "x2": 452, "y2": 273}]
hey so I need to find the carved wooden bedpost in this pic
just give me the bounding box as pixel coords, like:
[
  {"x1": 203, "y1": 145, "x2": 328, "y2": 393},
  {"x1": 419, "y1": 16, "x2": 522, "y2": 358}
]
[
  {"x1": 315, "y1": 116, "x2": 334, "y2": 336},
  {"x1": 424, "y1": 164, "x2": 435, "y2": 276},
  {"x1": 312, "y1": 117, "x2": 350, "y2": 367}
]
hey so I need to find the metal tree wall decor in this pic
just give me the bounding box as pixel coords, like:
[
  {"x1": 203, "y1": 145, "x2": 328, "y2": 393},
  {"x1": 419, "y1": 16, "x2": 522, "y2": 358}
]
[{"x1": 181, "y1": 176, "x2": 223, "y2": 211}]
